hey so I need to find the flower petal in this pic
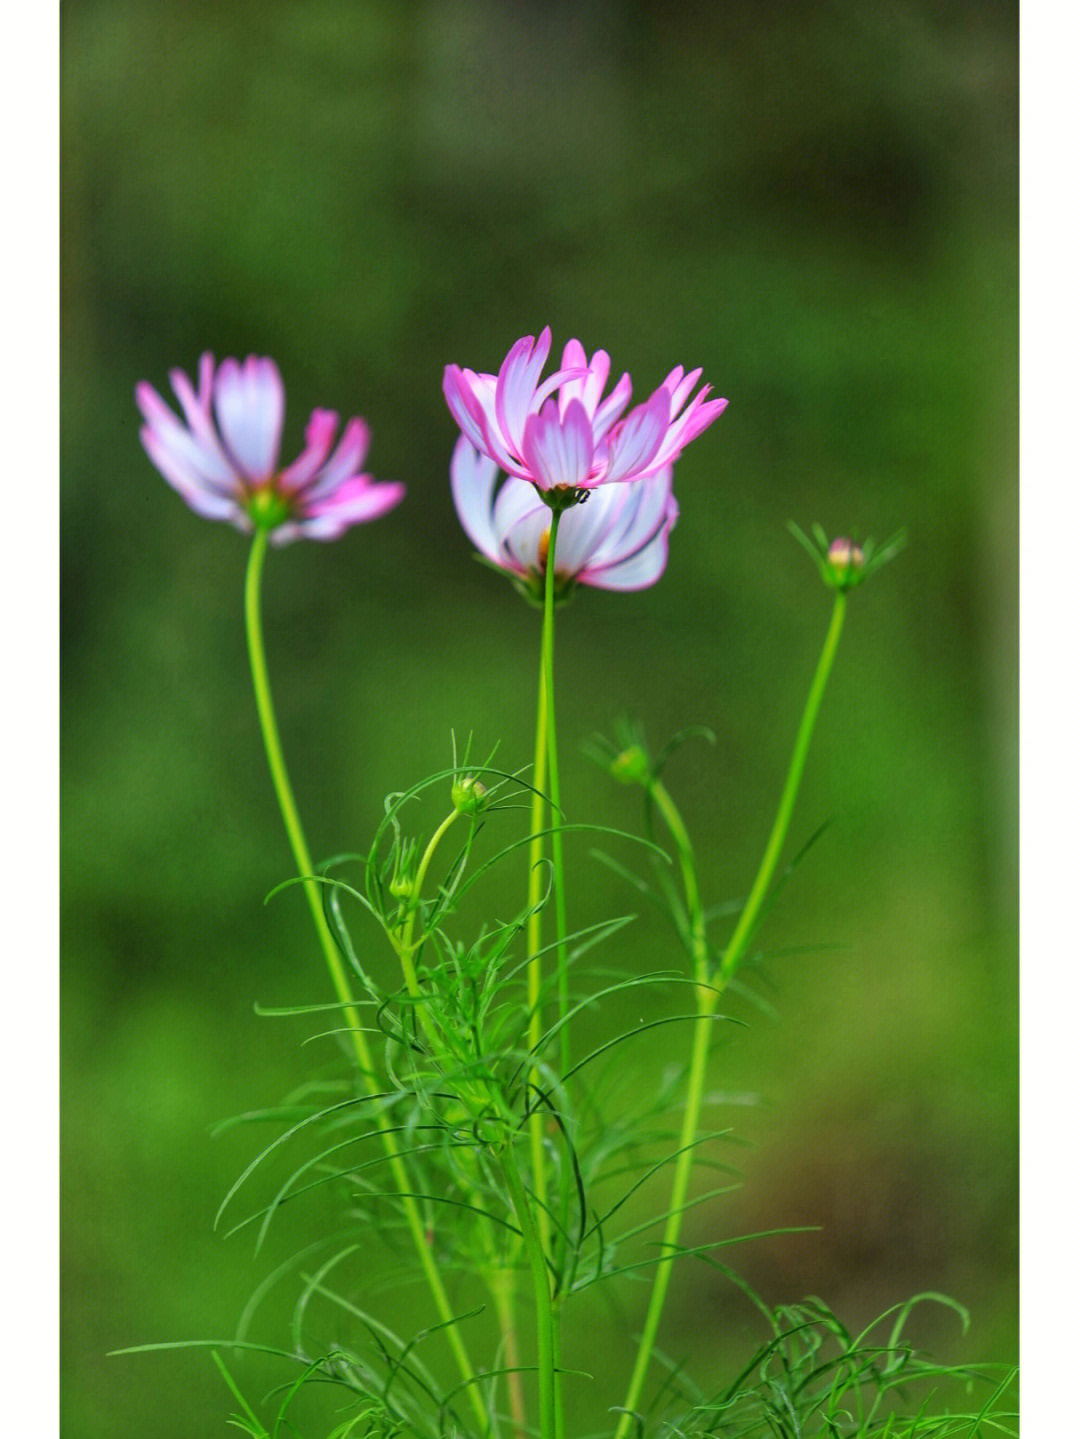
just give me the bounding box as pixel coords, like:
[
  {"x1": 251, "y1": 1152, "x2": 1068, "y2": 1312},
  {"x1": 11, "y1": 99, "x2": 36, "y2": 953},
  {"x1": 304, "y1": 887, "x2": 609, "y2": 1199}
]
[
  {"x1": 136, "y1": 380, "x2": 238, "y2": 492},
  {"x1": 277, "y1": 409, "x2": 341, "y2": 492},
  {"x1": 581, "y1": 494, "x2": 678, "y2": 590},
  {"x1": 138, "y1": 424, "x2": 245, "y2": 522},
  {"x1": 500, "y1": 506, "x2": 552, "y2": 577},
  {"x1": 521, "y1": 398, "x2": 595, "y2": 491},
  {"x1": 602, "y1": 388, "x2": 670, "y2": 483},
  {"x1": 288, "y1": 477, "x2": 405, "y2": 541},
  {"x1": 548, "y1": 483, "x2": 626, "y2": 574},
  {"x1": 450, "y1": 436, "x2": 502, "y2": 563},
  {"x1": 212, "y1": 356, "x2": 285, "y2": 482},
  {"x1": 495, "y1": 328, "x2": 552, "y2": 458},
  {"x1": 300, "y1": 416, "x2": 371, "y2": 502},
  {"x1": 587, "y1": 468, "x2": 673, "y2": 568}
]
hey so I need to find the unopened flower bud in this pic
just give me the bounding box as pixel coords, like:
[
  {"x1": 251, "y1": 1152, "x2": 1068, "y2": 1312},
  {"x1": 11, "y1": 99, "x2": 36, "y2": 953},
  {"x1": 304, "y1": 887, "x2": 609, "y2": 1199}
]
[
  {"x1": 609, "y1": 745, "x2": 652, "y2": 786},
  {"x1": 451, "y1": 775, "x2": 490, "y2": 815},
  {"x1": 388, "y1": 871, "x2": 415, "y2": 901},
  {"x1": 826, "y1": 537, "x2": 866, "y2": 589}
]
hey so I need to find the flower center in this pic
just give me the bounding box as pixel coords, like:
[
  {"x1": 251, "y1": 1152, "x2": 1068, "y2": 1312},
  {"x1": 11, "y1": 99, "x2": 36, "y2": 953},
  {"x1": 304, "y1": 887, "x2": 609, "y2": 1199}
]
[{"x1": 246, "y1": 484, "x2": 293, "y2": 531}]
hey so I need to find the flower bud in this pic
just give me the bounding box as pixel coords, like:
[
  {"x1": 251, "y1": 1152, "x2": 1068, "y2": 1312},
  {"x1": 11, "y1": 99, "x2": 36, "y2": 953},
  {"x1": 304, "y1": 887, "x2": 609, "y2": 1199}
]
[
  {"x1": 825, "y1": 537, "x2": 866, "y2": 589},
  {"x1": 389, "y1": 839, "x2": 418, "y2": 902},
  {"x1": 609, "y1": 744, "x2": 652, "y2": 786},
  {"x1": 388, "y1": 870, "x2": 415, "y2": 901},
  {"x1": 451, "y1": 775, "x2": 490, "y2": 815}
]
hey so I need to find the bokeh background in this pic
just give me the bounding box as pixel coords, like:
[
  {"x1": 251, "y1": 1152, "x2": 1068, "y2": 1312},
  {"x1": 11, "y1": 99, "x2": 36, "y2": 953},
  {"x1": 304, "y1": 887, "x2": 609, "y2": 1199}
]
[{"x1": 62, "y1": 2, "x2": 1017, "y2": 1435}]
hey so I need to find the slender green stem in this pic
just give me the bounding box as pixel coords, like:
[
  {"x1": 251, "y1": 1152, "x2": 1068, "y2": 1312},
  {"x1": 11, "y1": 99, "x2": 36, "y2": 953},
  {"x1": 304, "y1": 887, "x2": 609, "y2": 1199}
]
[
  {"x1": 718, "y1": 590, "x2": 847, "y2": 981},
  {"x1": 613, "y1": 592, "x2": 848, "y2": 1439},
  {"x1": 541, "y1": 514, "x2": 571, "y2": 1430},
  {"x1": 613, "y1": 779, "x2": 713, "y2": 1439},
  {"x1": 394, "y1": 809, "x2": 460, "y2": 999},
  {"x1": 245, "y1": 530, "x2": 369, "y2": 1058},
  {"x1": 488, "y1": 1267, "x2": 528, "y2": 1439},
  {"x1": 542, "y1": 512, "x2": 571, "y2": 1084},
  {"x1": 526, "y1": 632, "x2": 552, "y2": 1262},
  {"x1": 501, "y1": 1153, "x2": 557, "y2": 1439},
  {"x1": 243, "y1": 532, "x2": 489, "y2": 1436}
]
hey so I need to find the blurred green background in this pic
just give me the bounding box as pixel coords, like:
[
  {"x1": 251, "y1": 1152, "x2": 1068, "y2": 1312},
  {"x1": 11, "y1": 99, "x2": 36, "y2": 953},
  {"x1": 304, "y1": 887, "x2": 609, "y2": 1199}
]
[{"x1": 62, "y1": 1, "x2": 1016, "y2": 1434}]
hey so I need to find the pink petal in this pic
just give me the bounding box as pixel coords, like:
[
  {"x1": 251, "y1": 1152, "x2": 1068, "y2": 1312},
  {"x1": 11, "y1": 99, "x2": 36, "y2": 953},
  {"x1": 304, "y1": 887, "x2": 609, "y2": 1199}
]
[
  {"x1": 649, "y1": 392, "x2": 728, "y2": 471},
  {"x1": 136, "y1": 380, "x2": 238, "y2": 491},
  {"x1": 520, "y1": 398, "x2": 595, "y2": 491},
  {"x1": 495, "y1": 328, "x2": 552, "y2": 458},
  {"x1": 139, "y1": 424, "x2": 244, "y2": 522},
  {"x1": 590, "y1": 371, "x2": 632, "y2": 441},
  {"x1": 300, "y1": 416, "x2": 371, "y2": 502},
  {"x1": 581, "y1": 494, "x2": 678, "y2": 590},
  {"x1": 557, "y1": 342, "x2": 611, "y2": 421},
  {"x1": 212, "y1": 356, "x2": 285, "y2": 482},
  {"x1": 450, "y1": 436, "x2": 502, "y2": 563},
  {"x1": 580, "y1": 523, "x2": 672, "y2": 590},
  {"x1": 667, "y1": 366, "x2": 703, "y2": 415},
  {"x1": 277, "y1": 409, "x2": 341, "y2": 492},
  {"x1": 444, "y1": 366, "x2": 521, "y2": 473},
  {"x1": 602, "y1": 389, "x2": 671, "y2": 483},
  {"x1": 500, "y1": 506, "x2": 552, "y2": 577},
  {"x1": 293, "y1": 478, "x2": 405, "y2": 539}
]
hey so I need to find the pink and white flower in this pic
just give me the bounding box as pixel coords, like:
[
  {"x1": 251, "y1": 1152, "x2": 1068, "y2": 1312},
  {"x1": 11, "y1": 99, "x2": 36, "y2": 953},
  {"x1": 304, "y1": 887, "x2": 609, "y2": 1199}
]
[
  {"x1": 444, "y1": 328, "x2": 726, "y2": 498},
  {"x1": 451, "y1": 435, "x2": 678, "y2": 597},
  {"x1": 136, "y1": 354, "x2": 405, "y2": 543}
]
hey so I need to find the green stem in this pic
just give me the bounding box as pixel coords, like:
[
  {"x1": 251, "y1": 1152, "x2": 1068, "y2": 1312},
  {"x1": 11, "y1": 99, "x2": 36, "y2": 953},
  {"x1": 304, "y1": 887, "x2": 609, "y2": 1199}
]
[
  {"x1": 541, "y1": 513, "x2": 571, "y2": 1426},
  {"x1": 488, "y1": 1268, "x2": 528, "y2": 1439},
  {"x1": 243, "y1": 532, "x2": 489, "y2": 1436},
  {"x1": 501, "y1": 1153, "x2": 557, "y2": 1439},
  {"x1": 612, "y1": 591, "x2": 848, "y2": 1439},
  {"x1": 526, "y1": 628, "x2": 552, "y2": 1263},
  {"x1": 394, "y1": 809, "x2": 460, "y2": 1004},
  {"x1": 542, "y1": 512, "x2": 571, "y2": 1084},
  {"x1": 613, "y1": 780, "x2": 713, "y2": 1439},
  {"x1": 718, "y1": 589, "x2": 847, "y2": 982}
]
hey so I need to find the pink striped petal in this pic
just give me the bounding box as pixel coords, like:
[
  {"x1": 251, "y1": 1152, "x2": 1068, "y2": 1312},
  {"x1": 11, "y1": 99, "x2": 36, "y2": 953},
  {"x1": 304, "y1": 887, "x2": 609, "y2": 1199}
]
[
  {"x1": 213, "y1": 356, "x2": 285, "y2": 481},
  {"x1": 277, "y1": 409, "x2": 341, "y2": 492},
  {"x1": 450, "y1": 436, "x2": 502, "y2": 564},
  {"x1": 301, "y1": 416, "x2": 371, "y2": 502},
  {"x1": 602, "y1": 389, "x2": 670, "y2": 483},
  {"x1": 495, "y1": 328, "x2": 552, "y2": 458},
  {"x1": 139, "y1": 425, "x2": 244, "y2": 522},
  {"x1": 521, "y1": 398, "x2": 595, "y2": 492}
]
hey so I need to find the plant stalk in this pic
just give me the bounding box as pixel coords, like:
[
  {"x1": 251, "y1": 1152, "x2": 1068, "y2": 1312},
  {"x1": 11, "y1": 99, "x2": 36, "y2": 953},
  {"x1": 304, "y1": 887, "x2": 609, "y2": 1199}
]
[
  {"x1": 613, "y1": 590, "x2": 848, "y2": 1439},
  {"x1": 244, "y1": 531, "x2": 489, "y2": 1436}
]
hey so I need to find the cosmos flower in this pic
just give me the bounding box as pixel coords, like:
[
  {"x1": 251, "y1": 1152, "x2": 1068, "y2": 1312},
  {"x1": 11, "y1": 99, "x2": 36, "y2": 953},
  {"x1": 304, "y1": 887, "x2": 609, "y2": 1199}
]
[
  {"x1": 136, "y1": 353, "x2": 404, "y2": 543},
  {"x1": 451, "y1": 435, "x2": 678, "y2": 599},
  {"x1": 443, "y1": 328, "x2": 725, "y2": 500}
]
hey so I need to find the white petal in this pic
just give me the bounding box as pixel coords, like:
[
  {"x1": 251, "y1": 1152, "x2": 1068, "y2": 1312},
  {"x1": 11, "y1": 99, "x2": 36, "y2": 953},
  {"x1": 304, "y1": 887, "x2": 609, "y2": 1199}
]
[
  {"x1": 212, "y1": 356, "x2": 285, "y2": 481},
  {"x1": 450, "y1": 436, "x2": 502, "y2": 563}
]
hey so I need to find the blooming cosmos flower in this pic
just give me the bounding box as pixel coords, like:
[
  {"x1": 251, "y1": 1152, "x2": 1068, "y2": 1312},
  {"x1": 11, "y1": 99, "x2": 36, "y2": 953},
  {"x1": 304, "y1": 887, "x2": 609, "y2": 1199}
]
[
  {"x1": 136, "y1": 354, "x2": 405, "y2": 543},
  {"x1": 451, "y1": 435, "x2": 678, "y2": 598},
  {"x1": 444, "y1": 328, "x2": 726, "y2": 500}
]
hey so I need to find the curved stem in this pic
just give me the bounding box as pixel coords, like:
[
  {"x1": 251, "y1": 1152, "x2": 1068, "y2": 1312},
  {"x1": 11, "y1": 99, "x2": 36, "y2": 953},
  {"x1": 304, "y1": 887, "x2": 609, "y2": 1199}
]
[
  {"x1": 244, "y1": 532, "x2": 489, "y2": 1436},
  {"x1": 718, "y1": 590, "x2": 847, "y2": 981},
  {"x1": 394, "y1": 809, "x2": 460, "y2": 1004},
  {"x1": 613, "y1": 591, "x2": 848, "y2": 1439}
]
